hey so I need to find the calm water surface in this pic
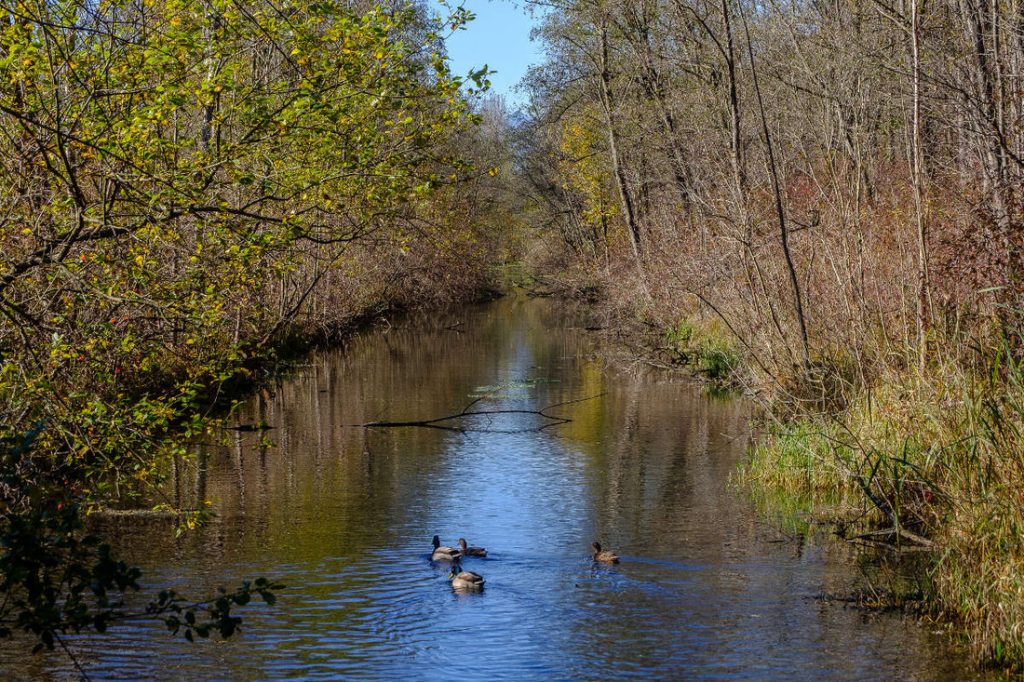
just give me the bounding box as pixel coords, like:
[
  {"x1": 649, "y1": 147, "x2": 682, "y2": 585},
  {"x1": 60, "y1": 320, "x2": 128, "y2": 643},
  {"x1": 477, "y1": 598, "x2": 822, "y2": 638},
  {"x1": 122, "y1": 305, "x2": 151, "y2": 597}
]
[{"x1": 3, "y1": 298, "x2": 981, "y2": 680}]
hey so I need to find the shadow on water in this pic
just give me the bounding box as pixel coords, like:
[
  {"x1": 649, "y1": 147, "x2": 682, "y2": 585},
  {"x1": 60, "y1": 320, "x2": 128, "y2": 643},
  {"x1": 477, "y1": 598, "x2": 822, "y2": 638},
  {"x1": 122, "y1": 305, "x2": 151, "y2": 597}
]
[{"x1": 1, "y1": 297, "x2": 987, "y2": 680}]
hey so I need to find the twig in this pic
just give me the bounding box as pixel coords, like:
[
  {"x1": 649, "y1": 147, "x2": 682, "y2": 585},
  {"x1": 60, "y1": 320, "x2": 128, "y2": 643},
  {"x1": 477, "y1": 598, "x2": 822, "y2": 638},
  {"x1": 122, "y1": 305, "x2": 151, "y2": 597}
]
[
  {"x1": 54, "y1": 632, "x2": 91, "y2": 682},
  {"x1": 356, "y1": 393, "x2": 607, "y2": 433},
  {"x1": 848, "y1": 527, "x2": 935, "y2": 549}
]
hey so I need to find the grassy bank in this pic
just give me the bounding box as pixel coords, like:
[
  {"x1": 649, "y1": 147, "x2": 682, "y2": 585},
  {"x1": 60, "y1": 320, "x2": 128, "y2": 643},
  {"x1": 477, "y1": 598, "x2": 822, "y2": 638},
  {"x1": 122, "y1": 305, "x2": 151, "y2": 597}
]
[
  {"x1": 552, "y1": 271, "x2": 1024, "y2": 669},
  {"x1": 505, "y1": 0, "x2": 1024, "y2": 667},
  {"x1": 739, "y1": 344, "x2": 1024, "y2": 670}
]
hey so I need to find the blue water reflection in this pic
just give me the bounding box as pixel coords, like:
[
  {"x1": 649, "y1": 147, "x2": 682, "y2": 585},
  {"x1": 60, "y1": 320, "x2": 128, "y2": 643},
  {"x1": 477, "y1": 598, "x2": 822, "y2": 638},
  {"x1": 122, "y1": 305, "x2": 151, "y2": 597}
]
[{"x1": 0, "y1": 298, "x2": 983, "y2": 681}]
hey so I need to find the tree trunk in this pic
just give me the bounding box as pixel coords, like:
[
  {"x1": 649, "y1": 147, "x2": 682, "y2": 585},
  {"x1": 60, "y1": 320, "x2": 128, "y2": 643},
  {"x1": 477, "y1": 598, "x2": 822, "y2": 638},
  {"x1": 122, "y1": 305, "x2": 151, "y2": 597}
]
[
  {"x1": 911, "y1": 0, "x2": 930, "y2": 370},
  {"x1": 598, "y1": 14, "x2": 644, "y2": 263},
  {"x1": 741, "y1": 7, "x2": 812, "y2": 367}
]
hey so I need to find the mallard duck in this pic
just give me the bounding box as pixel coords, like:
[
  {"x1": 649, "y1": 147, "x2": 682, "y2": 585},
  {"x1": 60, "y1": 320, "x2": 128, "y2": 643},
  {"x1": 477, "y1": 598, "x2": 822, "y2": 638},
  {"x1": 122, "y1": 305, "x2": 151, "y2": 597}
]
[
  {"x1": 431, "y1": 535, "x2": 462, "y2": 561},
  {"x1": 449, "y1": 564, "x2": 485, "y2": 590},
  {"x1": 458, "y1": 538, "x2": 487, "y2": 557},
  {"x1": 591, "y1": 541, "x2": 619, "y2": 563}
]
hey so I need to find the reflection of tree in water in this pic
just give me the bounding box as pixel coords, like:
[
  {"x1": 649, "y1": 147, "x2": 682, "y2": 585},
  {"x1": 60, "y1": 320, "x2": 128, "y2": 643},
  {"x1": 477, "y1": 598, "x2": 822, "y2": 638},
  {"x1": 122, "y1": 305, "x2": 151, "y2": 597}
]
[
  {"x1": 61, "y1": 298, "x2": 973, "y2": 682},
  {"x1": 514, "y1": 296, "x2": 753, "y2": 562},
  {"x1": 124, "y1": 299, "x2": 576, "y2": 571}
]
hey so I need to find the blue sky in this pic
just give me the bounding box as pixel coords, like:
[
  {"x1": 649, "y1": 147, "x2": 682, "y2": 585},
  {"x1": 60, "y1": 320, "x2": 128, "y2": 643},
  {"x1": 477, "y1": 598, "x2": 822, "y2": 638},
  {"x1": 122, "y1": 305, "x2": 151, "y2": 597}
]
[{"x1": 431, "y1": 1, "x2": 543, "y2": 106}]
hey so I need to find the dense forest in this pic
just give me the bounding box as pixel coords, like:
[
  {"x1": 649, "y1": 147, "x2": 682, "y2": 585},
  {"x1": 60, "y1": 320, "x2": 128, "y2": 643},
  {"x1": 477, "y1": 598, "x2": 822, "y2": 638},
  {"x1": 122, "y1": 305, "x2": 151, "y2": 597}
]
[
  {"x1": 4, "y1": 0, "x2": 1024, "y2": 672},
  {"x1": 517, "y1": 0, "x2": 1024, "y2": 668},
  {"x1": 0, "y1": 0, "x2": 511, "y2": 655}
]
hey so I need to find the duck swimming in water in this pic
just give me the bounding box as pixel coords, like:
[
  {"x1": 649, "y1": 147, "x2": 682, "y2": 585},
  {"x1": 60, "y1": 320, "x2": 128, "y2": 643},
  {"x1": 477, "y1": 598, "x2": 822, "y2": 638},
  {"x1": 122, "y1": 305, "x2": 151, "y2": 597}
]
[
  {"x1": 458, "y1": 538, "x2": 487, "y2": 557},
  {"x1": 431, "y1": 535, "x2": 462, "y2": 562},
  {"x1": 591, "y1": 541, "x2": 620, "y2": 564},
  {"x1": 449, "y1": 563, "x2": 485, "y2": 590}
]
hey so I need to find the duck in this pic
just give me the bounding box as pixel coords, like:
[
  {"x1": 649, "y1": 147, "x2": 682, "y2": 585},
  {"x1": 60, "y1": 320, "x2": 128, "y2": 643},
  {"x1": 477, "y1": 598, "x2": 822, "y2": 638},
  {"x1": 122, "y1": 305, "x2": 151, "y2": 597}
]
[
  {"x1": 591, "y1": 541, "x2": 620, "y2": 563},
  {"x1": 431, "y1": 535, "x2": 462, "y2": 562},
  {"x1": 458, "y1": 538, "x2": 487, "y2": 557},
  {"x1": 449, "y1": 563, "x2": 485, "y2": 590}
]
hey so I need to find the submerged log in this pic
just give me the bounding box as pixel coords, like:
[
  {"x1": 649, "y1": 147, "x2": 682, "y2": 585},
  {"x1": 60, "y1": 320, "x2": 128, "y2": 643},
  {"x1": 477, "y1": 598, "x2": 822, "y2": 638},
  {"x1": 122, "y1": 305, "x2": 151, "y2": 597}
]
[{"x1": 356, "y1": 394, "x2": 605, "y2": 433}]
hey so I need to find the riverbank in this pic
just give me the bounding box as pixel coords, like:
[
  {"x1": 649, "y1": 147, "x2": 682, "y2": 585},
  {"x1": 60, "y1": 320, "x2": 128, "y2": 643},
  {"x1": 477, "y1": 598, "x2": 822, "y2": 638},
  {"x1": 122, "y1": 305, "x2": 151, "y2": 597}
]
[
  {"x1": 540, "y1": 269, "x2": 1024, "y2": 672},
  {"x1": 741, "y1": 352, "x2": 1024, "y2": 671},
  {"x1": 0, "y1": 264, "x2": 505, "y2": 657},
  {"x1": 486, "y1": 0, "x2": 1024, "y2": 668},
  {"x1": 0, "y1": 0, "x2": 517, "y2": 648}
]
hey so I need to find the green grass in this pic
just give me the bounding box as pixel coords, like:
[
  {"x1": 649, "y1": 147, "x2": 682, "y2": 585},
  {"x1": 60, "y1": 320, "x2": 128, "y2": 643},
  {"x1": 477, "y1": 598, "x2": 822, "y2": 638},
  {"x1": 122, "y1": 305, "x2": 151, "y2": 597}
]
[
  {"x1": 741, "y1": 347, "x2": 1024, "y2": 670},
  {"x1": 665, "y1": 318, "x2": 740, "y2": 383}
]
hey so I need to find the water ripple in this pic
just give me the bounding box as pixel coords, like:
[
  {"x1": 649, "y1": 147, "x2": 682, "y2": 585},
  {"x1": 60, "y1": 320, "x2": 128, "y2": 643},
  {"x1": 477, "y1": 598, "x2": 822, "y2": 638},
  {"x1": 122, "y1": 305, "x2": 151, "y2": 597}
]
[{"x1": 0, "y1": 299, "x2": 986, "y2": 681}]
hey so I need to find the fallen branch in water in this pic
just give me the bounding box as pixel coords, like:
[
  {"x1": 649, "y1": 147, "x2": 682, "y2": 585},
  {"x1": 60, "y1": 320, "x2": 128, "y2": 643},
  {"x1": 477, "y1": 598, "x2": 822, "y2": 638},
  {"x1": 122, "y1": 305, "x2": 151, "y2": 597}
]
[
  {"x1": 356, "y1": 393, "x2": 606, "y2": 433},
  {"x1": 842, "y1": 527, "x2": 936, "y2": 553}
]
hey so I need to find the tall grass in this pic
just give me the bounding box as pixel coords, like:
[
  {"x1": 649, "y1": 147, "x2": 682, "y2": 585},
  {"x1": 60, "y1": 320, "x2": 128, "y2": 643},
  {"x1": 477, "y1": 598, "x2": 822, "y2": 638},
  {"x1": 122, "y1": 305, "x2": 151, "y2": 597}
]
[
  {"x1": 741, "y1": 333, "x2": 1024, "y2": 668},
  {"x1": 663, "y1": 318, "x2": 740, "y2": 383}
]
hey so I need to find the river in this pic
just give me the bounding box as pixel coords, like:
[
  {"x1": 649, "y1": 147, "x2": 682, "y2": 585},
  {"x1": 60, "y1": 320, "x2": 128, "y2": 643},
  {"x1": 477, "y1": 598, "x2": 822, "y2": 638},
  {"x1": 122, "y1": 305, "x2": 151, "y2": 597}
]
[{"x1": 1, "y1": 297, "x2": 982, "y2": 680}]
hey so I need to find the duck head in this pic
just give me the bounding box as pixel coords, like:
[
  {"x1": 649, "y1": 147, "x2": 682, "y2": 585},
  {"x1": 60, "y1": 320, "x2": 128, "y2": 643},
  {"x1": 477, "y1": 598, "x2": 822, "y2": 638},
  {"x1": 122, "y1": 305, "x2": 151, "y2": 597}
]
[
  {"x1": 458, "y1": 538, "x2": 468, "y2": 550},
  {"x1": 432, "y1": 535, "x2": 441, "y2": 549},
  {"x1": 591, "y1": 541, "x2": 602, "y2": 553}
]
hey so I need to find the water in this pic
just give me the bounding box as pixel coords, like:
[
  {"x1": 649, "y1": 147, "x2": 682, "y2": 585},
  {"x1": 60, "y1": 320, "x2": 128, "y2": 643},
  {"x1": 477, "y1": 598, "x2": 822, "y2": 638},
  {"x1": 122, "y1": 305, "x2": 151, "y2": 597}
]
[{"x1": 1, "y1": 298, "x2": 980, "y2": 680}]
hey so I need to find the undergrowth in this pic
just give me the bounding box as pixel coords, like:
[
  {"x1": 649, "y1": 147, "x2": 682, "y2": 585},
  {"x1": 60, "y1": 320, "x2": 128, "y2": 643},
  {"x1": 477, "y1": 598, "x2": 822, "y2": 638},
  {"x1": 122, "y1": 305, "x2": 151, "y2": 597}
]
[
  {"x1": 740, "y1": 337, "x2": 1024, "y2": 669},
  {"x1": 663, "y1": 318, "x2": 740, "y2": 384}
]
